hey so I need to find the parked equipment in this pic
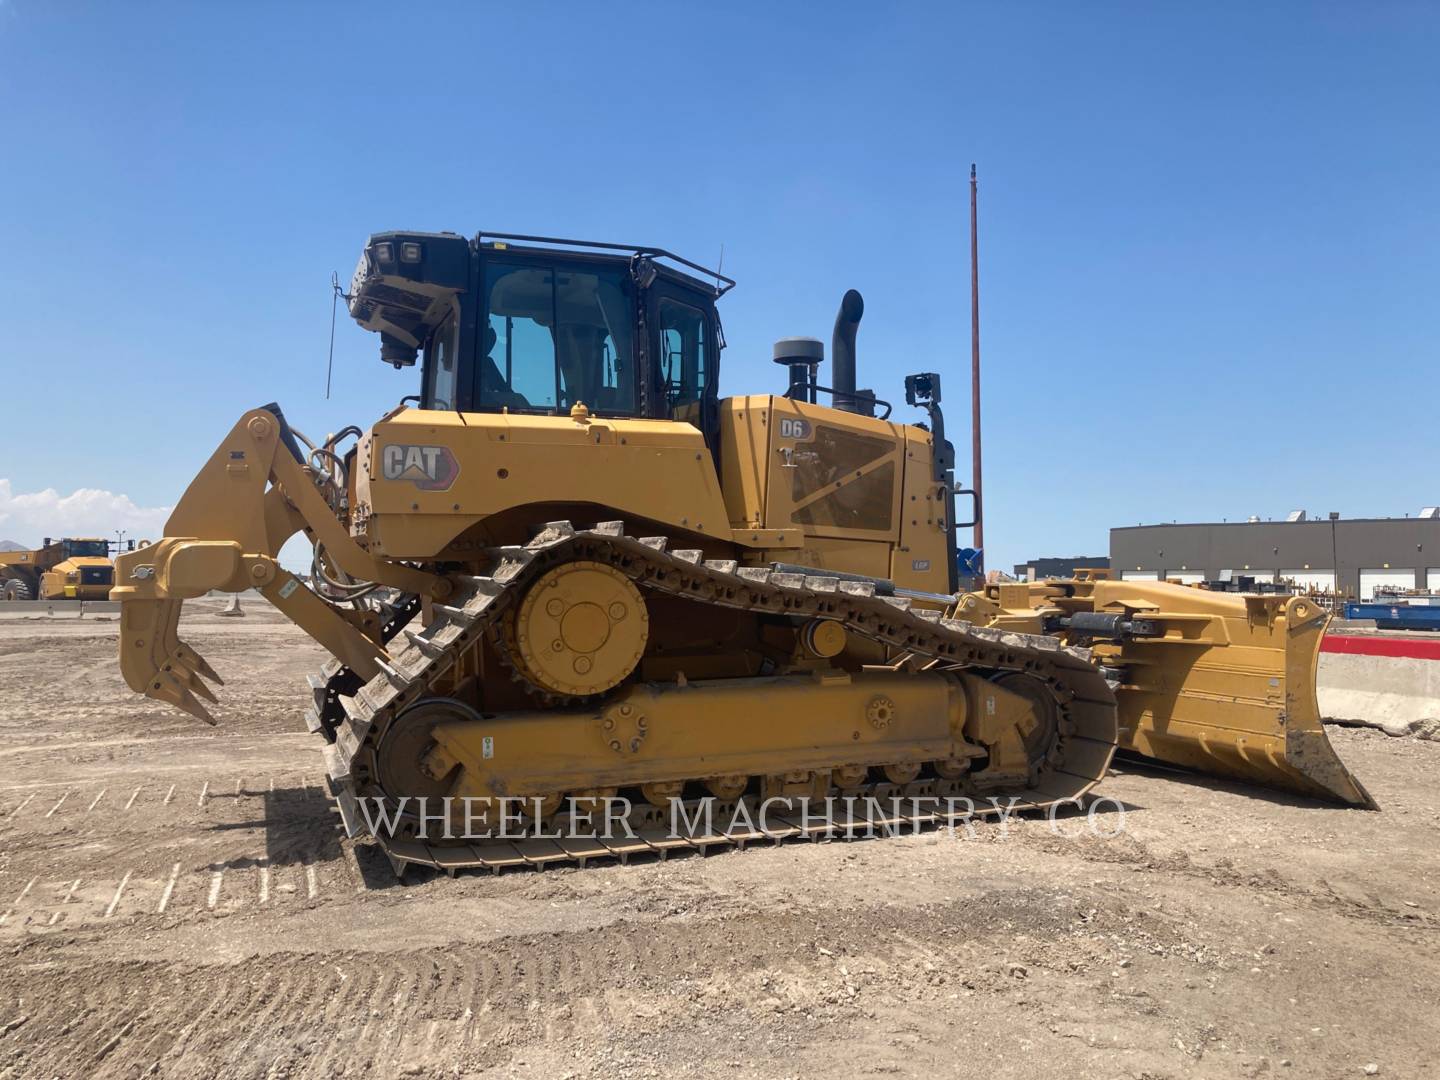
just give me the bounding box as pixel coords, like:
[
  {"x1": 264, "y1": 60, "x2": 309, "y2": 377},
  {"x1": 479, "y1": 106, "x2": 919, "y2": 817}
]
[
  {"x1": 112, "y1": 230, "x2": 1372, "y2": 874},
  {"x1": 1343, "y1": 596, "x2": 1440, "y2": 631},
  {"x1": 1, "y1": 537, "x2": 114, "y2": 600}
]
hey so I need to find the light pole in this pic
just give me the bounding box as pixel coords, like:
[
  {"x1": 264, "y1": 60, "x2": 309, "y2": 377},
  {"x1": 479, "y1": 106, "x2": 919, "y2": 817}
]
[{"x1": 970, "y1": 164, "x2": 984, "y2": 562}]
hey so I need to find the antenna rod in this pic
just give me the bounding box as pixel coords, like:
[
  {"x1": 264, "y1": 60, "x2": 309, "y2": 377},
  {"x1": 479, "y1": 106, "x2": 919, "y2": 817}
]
[
  {"x1": 970, "y1": 164, "x2": 984, "y2": 559},
  {"x1": 326, "y1": 272, "x2": 341, "y2": 400}
]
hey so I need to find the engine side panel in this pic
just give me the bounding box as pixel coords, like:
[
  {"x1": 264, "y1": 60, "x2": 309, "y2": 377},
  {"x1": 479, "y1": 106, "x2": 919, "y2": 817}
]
[
  {"x1": 716, "y1": 395, "x2": 947, "y2": 592},
  {"x1": 357, "y1": 408, "x2": 736, "y2": 559},
  {"x1": 893, "y1": 426, "x2": 952, "y2": 595}
]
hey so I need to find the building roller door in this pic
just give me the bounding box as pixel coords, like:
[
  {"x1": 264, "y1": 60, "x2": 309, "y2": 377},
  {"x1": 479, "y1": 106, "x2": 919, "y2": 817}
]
[
  {"x1": 1360, "y1": 568, "x2": 1415, "y2": 600},
  {"x1": 1280, "y1": 570, "x2": 1334, "y2": 592}
]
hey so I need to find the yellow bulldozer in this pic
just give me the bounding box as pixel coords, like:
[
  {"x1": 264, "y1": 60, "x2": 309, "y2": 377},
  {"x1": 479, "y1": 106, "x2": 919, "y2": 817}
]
[
  {"x1": 1, "y1": 536, "x2": 115, "y2": 600},
  {"x1": 112, "y1": 230, "x2": 1372, "y2": 874}
]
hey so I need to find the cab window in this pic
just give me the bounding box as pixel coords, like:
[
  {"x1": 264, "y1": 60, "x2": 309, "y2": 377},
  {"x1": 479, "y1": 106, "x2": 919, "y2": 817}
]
[
  {"x1": 481, "y1": 261, "x2": 636, "y2": 414},
  {"x1": 62, "y1": 540, "x2": 109, "y2": 558},
  {"x1": 657, "y1": 298, "x2": 708, "y2": 412},
  {"x1": 424, "y1": 310, "x2": 459, "y2": 410}
]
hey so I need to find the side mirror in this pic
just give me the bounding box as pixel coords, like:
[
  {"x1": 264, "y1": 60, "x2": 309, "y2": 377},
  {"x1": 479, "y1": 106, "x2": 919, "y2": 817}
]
[{"x1": 904, "y1": 372, "x2": 942, "y2": 406}]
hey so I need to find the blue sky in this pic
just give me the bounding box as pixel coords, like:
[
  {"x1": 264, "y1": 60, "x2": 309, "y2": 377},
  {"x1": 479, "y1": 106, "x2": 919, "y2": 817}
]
[{"x1": 0, "y1": 2, "x2": 1436, "y2": 568}]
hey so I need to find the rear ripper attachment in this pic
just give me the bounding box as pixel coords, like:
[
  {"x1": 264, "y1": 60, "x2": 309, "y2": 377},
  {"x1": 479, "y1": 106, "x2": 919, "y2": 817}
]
[
  {"x1": 112, "y1": 406, "x2": 451, "y2": 724},
  {"x1": 308, "y1": 522, "x2": 1120, "y2": 875}
]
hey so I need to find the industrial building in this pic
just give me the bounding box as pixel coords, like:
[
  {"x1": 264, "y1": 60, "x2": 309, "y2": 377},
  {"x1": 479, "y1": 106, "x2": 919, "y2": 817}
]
[
  {"x1": 1109, "y1": 510, "x2": 1440, "y2": 598},
  {"x1": 1013, "y1": 556, "x2": 1109, "y2": 581}
]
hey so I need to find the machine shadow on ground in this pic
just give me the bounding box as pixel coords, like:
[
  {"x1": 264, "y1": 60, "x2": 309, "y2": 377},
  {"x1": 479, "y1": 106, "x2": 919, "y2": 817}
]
[
  {"x1": 1111, "y1": 754, "x2": 1370, "y2": 812},
  {"x1": 195, "y1": 786, "x2": 345, "y2": 870}
]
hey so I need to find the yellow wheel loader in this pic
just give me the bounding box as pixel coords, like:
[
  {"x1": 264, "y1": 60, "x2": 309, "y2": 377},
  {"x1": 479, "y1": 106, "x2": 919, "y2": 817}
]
[
  {"x1": 112, "y1": 230, "x2": 1372, "y2": 874},
  {"x1": 1, "y1": 536, "x2": 114, "y2": 600}
]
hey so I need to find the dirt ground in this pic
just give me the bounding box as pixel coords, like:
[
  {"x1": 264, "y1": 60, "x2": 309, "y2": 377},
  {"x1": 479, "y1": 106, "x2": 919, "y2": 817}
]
[{"x1": 0, "y1": 601, "x2": 1436, "y2": 1079}]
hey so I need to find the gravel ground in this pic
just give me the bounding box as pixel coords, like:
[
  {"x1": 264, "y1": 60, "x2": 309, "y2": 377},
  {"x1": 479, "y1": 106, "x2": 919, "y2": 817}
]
[{"x1": 0, "y1": 601, "x2": 1436, "y2": 1079}]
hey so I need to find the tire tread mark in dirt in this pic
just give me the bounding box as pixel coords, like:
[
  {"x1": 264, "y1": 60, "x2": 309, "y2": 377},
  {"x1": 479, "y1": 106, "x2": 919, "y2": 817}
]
[
  {"x1": 594, "y1": 929, "x2": 641, "y2": 1028},
  {"x1": 448, "y1": 950, "x2": 481, "y2": 1050},
  {"x1": 190, "y1": 976, "x2": 267, "y2": 1075},
  {"x1": 158, "y1": 962, "x2": 258, "y2": 1070},
  {"x1": 517, "y1": 936, "x2": 541, "y2": 1015},
  {"x1": 551, "y1": 933, "x2": 586, "y2": 1040},
  {"x1": 411, "y1": 956, "x2": 448, "y2": 1061},
  {"x1": 350, "y1": 961, "x2": 401, "y2": 1071},
  {"x1": 305, "y1": 965, "x2": 353, "y2": 1078},
  {"x1": 569, "y1": 931, "x2": 605, "y2": 1031},
  {"x1": 0, "y1": 970, "x2": 82, "y2": 1050},
  {"x1": 123, "y1": 971, "x2": 201, "y2": 1077},
  {"x1": 323, "y1": 960, "x2": 381, "y2": 1070},
  {"x1": 221, "y1": 958, "x2": 311, "y2": 1070},
  {"x1": 378, "y1": 957, "x2": 427, "y2": 1068},
  {"x1": 479, "y1": 947, "x2": 506, "y2": 1018},
  {"x1": 443, "y1": 947, "x2": 486, "y2": 1055},
  {"x1": 88, "y1": 1010, "x2": 142, "y2": 1070},
  {"x1": 29, "y1": 983, "x2": 122, "y2": 1071}
]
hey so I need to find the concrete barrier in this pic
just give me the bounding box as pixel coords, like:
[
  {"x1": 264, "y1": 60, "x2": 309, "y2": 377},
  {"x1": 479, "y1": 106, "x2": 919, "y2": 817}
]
[
  {"x1": 1318, "y1": 634, "x2": 1440, "y2": 739},
  {"x1": 0, "y1": 599, "x2": 122, "y2": 619}
]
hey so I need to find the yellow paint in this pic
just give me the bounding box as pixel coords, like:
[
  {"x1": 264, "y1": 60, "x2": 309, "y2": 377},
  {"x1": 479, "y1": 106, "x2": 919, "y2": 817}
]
[{"x1": 955, "y1": 576, "x2": 1372, "y2": 807}]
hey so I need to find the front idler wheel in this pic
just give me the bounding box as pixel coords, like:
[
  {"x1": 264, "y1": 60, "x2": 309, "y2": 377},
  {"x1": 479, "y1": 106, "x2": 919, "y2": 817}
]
[{"x1": 505, "y1": 560, "x2": 650, "y2": 697}]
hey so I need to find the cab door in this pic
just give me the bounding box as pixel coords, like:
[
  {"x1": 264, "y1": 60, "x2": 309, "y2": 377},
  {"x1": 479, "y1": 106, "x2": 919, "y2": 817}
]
[{"x1": 648, "y1": 282, "x2": 720, "y2": 449}]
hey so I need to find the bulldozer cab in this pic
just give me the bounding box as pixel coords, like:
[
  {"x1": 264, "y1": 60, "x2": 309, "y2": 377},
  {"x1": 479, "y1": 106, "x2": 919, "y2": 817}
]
[{"x1": 349, "y1": 231, "x2": 730, "y2": 439}]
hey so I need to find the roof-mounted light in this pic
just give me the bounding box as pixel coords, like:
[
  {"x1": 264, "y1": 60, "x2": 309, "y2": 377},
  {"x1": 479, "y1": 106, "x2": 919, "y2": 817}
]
[
  {"x1": 373, "y1": 241, "x2": 395, "y2": 265},
  {"x1": 399, "y1": 241, "x2": 422, "y2": 263}
]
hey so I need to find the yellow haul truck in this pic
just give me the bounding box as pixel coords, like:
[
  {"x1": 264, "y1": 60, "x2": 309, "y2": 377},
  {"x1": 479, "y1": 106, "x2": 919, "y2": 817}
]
[
  {"x1": 1, "y1": 536, "x2": 114, "y2": 600},
  {"x1": 112, "y1": 230, "x2": 1372, "y2": 875}
]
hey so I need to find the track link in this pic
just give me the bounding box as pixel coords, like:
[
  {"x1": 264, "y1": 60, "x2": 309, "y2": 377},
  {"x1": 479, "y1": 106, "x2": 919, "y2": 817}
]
[{"x1": 308, "y1": 521, "x2": 1119, "y2": 874}]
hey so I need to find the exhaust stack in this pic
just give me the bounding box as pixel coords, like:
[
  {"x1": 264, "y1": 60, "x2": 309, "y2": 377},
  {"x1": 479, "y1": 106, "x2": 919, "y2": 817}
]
[{"x1": 831, "y1": 289, "x2": 866, "y2": 413}]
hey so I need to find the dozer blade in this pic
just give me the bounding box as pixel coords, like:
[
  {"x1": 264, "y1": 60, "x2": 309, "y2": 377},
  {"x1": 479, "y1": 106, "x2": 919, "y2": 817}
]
[
  {"x1": 116, "y1": 595, "x2": 223, "y2": 725},
  {"x1": 1098, "y1": 585, "x2": 1375, "y2": 808}
]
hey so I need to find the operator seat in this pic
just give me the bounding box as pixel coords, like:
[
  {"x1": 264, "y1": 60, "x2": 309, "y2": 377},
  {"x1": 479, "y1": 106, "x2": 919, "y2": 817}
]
[{"x1": 479, "y1": 325, "x2": 531, "y2": 410}]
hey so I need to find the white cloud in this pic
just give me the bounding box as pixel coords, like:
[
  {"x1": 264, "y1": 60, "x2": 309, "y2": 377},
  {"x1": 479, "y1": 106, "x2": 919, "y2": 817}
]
[{"x1": 0, "y1": 479, "x2": 171, "y2": 548}]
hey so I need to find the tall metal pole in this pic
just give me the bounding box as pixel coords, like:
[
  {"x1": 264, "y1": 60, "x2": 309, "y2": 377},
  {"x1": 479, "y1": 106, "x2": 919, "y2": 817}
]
[{"x1": 970, "y1": 164, "x2": 984, "y2": 558}]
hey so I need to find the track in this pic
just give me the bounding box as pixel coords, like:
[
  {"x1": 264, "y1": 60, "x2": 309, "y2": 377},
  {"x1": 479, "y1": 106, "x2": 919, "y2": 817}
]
[{"x1": 312, "y1": 521, "x2": 1119, "y2": 874}]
